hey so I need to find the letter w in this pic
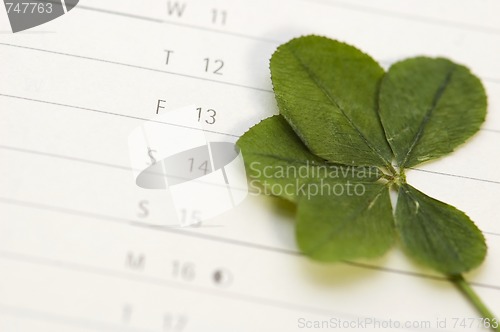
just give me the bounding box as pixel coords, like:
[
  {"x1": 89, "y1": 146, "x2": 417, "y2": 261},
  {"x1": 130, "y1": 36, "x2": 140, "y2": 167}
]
[{"x1": 167, "y1": 1, "x2": 186, "y2": 17}]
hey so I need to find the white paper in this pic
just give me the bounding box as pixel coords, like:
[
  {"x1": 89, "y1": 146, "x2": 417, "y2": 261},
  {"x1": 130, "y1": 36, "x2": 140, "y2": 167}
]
[{"x1": 1, "y1": 1, "x2": 499, "y2": 331}]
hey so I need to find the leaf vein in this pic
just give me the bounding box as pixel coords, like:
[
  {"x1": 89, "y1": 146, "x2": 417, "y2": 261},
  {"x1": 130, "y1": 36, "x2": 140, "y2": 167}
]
[
  {"x1": 303, "y1": 184, "x2": 388, "y2": 256},
  {"x1": 400, "y1": 68, "x2": 455, "y2": 167},
  {"x1": 286, "y1": 46, "x2": 391, "y2": 167}
]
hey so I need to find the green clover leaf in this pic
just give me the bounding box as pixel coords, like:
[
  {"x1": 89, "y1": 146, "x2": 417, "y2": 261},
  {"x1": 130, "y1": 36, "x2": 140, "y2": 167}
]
[
  {"x1": 237, "y1": 35, "x2": 496, "y2": 326},
  {"x1": 379, "y1": 57, "x2": 487, "y2": 168}
]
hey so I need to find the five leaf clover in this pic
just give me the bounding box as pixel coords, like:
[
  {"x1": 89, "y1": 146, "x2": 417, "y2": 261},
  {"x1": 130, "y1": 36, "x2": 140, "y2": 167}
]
[{"x1": 237, "y1": 35, "x2": 497, "y2": 324}]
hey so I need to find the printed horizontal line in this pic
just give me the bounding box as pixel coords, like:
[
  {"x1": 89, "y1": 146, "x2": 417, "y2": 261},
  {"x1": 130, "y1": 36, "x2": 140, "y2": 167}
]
[
  {"x1": 409, "y1": 167, "x2": 500, "y2": 185},
  {"x1": 2, "y1": 41, "x2": 500, "y2": 90},
  {"x1": 1, "y1": 92, "x2": 500, "y2": 186},
  {"x1": 0, "y1": 251, "x2": 437, "y2": 327},
  {"x1": 77, "y1": 5, "x2": 281, "y2": 44},
  {"x1": 0, "y1": 143, "x2": 252, "y2": 194},
  {"x1": 0, "y1": 93, "x2": 240, "y2": 138},
  {"x1": 0, "y1": 303, "x2": 151, "y2": 332},
  {"x1": 482, "y1": 128, "x2": 500, "y2": 134},
  {"x1": 79, "y1": 2, "x2": 500, "y2": 43},
  {"x1": 309, "y1": 0, "x2": 500, "y2": 36},
  {"x1": 0, "y1": 43, "x2": 273, "y2": 94},
  {"x1": 0, "y1": 197, "x2": 499, "y2": 292}
]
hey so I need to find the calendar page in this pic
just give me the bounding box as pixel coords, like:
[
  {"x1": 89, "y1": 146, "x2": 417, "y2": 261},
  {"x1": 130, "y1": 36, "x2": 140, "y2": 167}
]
[{"x1": 1, "y1": 1, "x2": 499, "y2": 331}]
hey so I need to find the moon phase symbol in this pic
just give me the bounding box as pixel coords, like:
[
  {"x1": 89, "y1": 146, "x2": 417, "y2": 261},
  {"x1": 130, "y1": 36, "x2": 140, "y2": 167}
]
[{"x1": 212, "y1": 268, "x2": 232, "y2": 287}]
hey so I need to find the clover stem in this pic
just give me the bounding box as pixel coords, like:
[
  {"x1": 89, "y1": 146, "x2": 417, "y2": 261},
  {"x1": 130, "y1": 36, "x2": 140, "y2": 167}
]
[
  {"x1": 451, "y1": 274, "x2": 499, "y2": 332},
  {"x1": 399, "y1": 168, "x2": 406, "y2": 184}
]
